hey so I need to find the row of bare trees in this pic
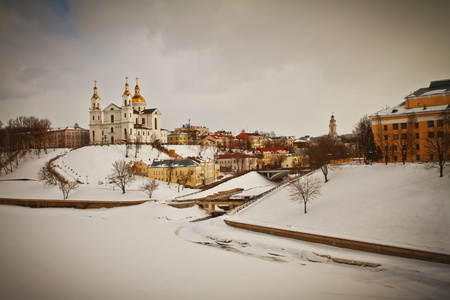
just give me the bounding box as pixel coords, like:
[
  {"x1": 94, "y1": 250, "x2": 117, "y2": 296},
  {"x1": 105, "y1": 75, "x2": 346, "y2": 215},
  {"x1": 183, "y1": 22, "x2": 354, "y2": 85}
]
[{"x1": 0, "y1": 116, "x2": 52, "y2": 155}]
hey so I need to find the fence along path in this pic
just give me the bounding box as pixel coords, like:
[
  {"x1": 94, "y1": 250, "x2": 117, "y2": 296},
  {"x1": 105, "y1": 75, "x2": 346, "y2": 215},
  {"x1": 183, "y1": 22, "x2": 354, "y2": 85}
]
[{"x1": 227, "y1": 170, "x2": 311, "y2": 216}]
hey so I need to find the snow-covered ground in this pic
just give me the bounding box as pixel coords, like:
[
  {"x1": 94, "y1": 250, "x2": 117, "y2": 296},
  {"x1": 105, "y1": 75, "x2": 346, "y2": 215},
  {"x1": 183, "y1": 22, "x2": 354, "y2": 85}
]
[
  {"x1": 229, "y1": 164, "x2": 450, "y2": 254},
  {"x1": 1, "y1": 147, "x2": 450, "y2": 299},
  {"x1": 176, "y1": 171, "x2": 278, "y2": 200}
]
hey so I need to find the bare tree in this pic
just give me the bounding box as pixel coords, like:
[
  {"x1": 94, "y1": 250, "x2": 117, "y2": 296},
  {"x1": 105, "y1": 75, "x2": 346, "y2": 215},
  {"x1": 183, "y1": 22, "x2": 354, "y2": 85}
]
[
  {"x1": 149, "y1": 132, "x2": 159, "y2": 149},
  {"x1": 307, "y1": 136, "x2": 334, "y2": 182},
  {"x1": 59, "y1": 180, "x2": 79, "y2": 200},
  {"x1": 166, "y1": 161, "x2": 175, "y2": 185},
  {"x1": 290, "y1": 175, "x2": 322, "y2": 214},
  {"x1": 38, "y1": 165, "x2": 58, "y2": 186},
  {"x1": 135, "y1": 135, "x2": 142, "y2": 158},
  {"x1": 142, "y1": 178, "x2": 159, "y2": 198},
  {"x1": 176, "y1": 171, "x2": 192, "y2": 192},
  {"x1": 354, "y1": 115, "x2": 372, "y2": 163},
  {"x1": 425, "y1": 111, "x2": 450, "y2": 177},
  {"x1": 374, "y1": 116, "x2": 395, "y2": 164},
  {"x1": 407, "y1": 113, "x2": 418, "y2": 162},
  {"x1": 109, "y1": 159, "x2": 135, "y2": 193},
  {"x1": 125, "y1": 138, "x2": 132, "y2": 158}
]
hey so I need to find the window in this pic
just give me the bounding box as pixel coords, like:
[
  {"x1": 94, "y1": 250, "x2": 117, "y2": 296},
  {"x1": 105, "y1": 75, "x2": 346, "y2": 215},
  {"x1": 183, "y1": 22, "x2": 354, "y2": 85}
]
[
  {"x1": 384, "y1": 135, "x2": 388, "y2": 141},
  {"x1": 416, "y1": 144, "x2": 420, "y2": 150},
  {"x1": 111, "y1": 127, "x2": 114, "y2": 133},
  {"x1": 416, "y1": 155, "x2": 420, "y2": 161},
  {"x1": 401, "y1": 133, "x2": 407, "y2": 139},
  {"x1": 111, "y1": 115, "x2": 114, "y2": 123},
  {"x1": 393, "y1": 155, "x2": 398, "y2": 161},
  {"x1": 392, "y1": 145, "x2": 398, "y2": 151},
  {"x1": 416, "y1": 133, "x2": 420, "y2": 139},
  {"x1": 430, "y1": 154, "x2": 434, "y2": 160},
  {"x1": 428, "y1": 121, "x2": 434, "y2": 128},
  {"x1": 438, "y1": 131, "x2": 444, "y2": 138},
  {"x1": 415, "y1": 123, "x2": 419, "y2": 129},
  {"x1": 92, "y1": 116, "x2": 94, "y2": 120},
  {"x1": 142, "y1": 118, "x2": 145, "y2": 124},
  {"x1": 383, "y1": 125, "x2": 387, "y2": 131},
  {"x1": 437, "y1": 120, "x2": 444, "y2": 127},
  {"x1": 393, "y1": 123, "x2": 399, "y2": 130},
  {"x1": 124, "y1": 128, "x2": 127, "y2": 136},
  {"x1": 428, "y1": 132, "x2": 435, "y2": 138},
  {"x1": 393, "y1": 134, "x2": 399, "y2": 140},
  {"x1": 124, "y1": 113, "x2": 126, "y2": 118},
  {"x1": 401, "y1": 123, "x2": 407, "y2": 129}
]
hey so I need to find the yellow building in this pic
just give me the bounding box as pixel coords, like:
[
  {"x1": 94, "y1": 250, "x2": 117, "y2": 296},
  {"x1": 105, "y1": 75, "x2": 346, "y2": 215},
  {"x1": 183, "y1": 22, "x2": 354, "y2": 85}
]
[
  {"x1": 280, "y1": 154, "x2": 309, "y2": 169},
  {"x1": 134, "y1": 158, "x2": 220, "y2": 187},
  {"x1": 255, "y1": 147, "x2": 289, "y2": 169},
  {"x1": 371, "y1": 79, "x2": 450, "y2": 163},
  {"x1": 167, "y1": 132, "x2": 189, "y2": 145}
]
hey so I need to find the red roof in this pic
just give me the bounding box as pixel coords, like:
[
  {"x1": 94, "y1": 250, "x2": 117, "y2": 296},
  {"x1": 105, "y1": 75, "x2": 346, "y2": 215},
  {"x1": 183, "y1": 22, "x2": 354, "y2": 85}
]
[{"x1": 236, "y1": 132, "x2": 261, "y2": 139}]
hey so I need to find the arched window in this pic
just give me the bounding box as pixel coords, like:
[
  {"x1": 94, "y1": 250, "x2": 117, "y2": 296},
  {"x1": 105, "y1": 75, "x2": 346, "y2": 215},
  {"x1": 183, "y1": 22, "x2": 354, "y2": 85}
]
[
  {"x1": 111, "y1": 115, "x2": 114, "y2": 123},
  {"x1": 155, "y1": 118, "x2": 158, "y2": 130},
  {"x1": 111, "y1": 127, "x2": 114, "y2": 133}
]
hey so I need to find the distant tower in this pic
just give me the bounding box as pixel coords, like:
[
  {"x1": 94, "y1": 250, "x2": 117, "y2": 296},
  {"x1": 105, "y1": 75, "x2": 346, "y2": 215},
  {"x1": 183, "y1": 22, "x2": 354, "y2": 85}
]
[
  {"x1": 89, "y1": 80, "x2": 102, "y2": 143},
  {"x1": 329, "y1": 114, "x2": 337, "y2": 139}
]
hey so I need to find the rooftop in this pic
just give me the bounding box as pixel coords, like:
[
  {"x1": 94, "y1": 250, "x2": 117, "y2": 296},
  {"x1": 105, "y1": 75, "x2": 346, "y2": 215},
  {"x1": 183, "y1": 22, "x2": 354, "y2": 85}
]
[{"x1": 406, "y1": 79, "x2": 450, "y2": 99}]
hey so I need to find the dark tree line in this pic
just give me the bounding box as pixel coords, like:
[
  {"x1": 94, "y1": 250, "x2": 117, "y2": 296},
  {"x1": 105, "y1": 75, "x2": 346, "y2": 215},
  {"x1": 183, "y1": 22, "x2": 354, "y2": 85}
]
[{"x1": 0, "y1": 116, "x2": 51, "y2": 154}]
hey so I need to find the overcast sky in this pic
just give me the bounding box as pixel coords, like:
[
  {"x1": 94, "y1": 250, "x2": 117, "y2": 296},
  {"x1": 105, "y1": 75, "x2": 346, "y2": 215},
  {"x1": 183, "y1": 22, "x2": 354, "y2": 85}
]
[{"x1": 1, "y1": 0, "x2": 449, "y2": 137}]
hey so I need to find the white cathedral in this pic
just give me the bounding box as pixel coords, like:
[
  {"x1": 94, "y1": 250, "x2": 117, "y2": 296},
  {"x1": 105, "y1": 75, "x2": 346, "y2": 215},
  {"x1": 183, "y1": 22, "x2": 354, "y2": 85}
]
[{"x1": 89, "y1": 77, "x2": 167, "y2": 145}]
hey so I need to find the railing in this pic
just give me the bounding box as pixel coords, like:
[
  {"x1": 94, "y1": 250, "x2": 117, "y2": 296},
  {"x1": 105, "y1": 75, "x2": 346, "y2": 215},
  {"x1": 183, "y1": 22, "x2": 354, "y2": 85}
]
[{"x1": 227, "y1": 170, "x2": 313, "y2": 215}]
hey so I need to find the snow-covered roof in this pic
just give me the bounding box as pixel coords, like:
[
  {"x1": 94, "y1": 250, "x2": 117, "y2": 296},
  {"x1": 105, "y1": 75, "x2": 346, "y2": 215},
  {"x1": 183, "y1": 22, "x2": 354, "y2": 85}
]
[
  {"x1": 405, "y1": 79, "x2": 450, "y2": 99},
  {"x1": 370, "y1": 102, "x2": 449, "y2": 119},
  {"x1": 49, "y1": 126, "x2": 88, "y2": 132},
  {"x1": 150, "y1": 158, "x2": 201, "y2": 168}
]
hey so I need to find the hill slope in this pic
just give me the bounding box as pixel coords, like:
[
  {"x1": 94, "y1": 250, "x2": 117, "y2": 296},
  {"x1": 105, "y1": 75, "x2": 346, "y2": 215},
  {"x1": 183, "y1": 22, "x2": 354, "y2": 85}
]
[{"x1": 230, "y1": 163, "x2": 450, "y2": 253}]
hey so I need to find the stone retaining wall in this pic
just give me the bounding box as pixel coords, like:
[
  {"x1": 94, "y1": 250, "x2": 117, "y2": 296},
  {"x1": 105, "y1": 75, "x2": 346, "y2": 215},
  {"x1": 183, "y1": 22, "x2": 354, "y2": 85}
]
[
  {"x1": 224, "y1": 219, "x2": 450, "y2": 265},
  {"x1": 0, "y1": 198, "x2": 148, "y2": 209}
]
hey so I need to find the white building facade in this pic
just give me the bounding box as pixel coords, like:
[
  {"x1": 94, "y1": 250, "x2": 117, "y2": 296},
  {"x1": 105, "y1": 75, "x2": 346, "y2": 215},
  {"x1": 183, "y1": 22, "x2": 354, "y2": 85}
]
[{"x1": 89, "y1": 77, "x2": 166, "y2": 145}]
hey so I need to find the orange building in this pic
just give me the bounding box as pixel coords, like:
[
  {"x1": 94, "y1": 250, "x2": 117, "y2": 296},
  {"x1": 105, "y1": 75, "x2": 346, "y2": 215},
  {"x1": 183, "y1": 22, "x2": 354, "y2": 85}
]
[{"x1": 371, "y1": 79, "x2": 450, "y2": 163}]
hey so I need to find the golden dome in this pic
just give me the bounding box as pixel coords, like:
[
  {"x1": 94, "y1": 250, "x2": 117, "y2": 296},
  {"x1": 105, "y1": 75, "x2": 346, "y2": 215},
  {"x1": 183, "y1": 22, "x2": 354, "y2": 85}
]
[
  {"x1": 123, "y1": 90, "x2": 131, "y2": 96},
  {"x1": 92, "y1": 93, "x2": 99, "y2": 99},
  {"x1": 132, "y1": 94, "x2": 145, "y2": 102}
]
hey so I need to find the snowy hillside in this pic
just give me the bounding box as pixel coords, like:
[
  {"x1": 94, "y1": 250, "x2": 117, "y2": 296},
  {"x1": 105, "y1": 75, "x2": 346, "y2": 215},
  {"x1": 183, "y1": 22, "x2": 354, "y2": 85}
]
[
  {"x1": 229, "y1": 163, "x2": 450, "y2": 254},
  {"x1": 1, "y1": 148, "x2": 450, "y2": 299}
]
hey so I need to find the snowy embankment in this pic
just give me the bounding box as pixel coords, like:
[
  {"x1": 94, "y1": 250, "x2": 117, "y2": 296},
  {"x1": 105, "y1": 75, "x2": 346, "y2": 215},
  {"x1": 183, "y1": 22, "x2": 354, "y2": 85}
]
[
  {"x1": 0, "y1": 145, "x2": 196, "y2": 201},
  {"x1": 1, "y1": 149, "x2": 450, "y2": 299},
  {"x1": 228, "y1": 163, "x2": 450, "y2": 254}
]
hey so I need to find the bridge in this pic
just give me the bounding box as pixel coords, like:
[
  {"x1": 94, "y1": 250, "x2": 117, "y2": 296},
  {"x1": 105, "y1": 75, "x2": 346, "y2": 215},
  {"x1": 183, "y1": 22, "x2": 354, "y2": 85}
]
[{"x1": 257, "y1": 169, "x2": 310, "y2": 181}]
